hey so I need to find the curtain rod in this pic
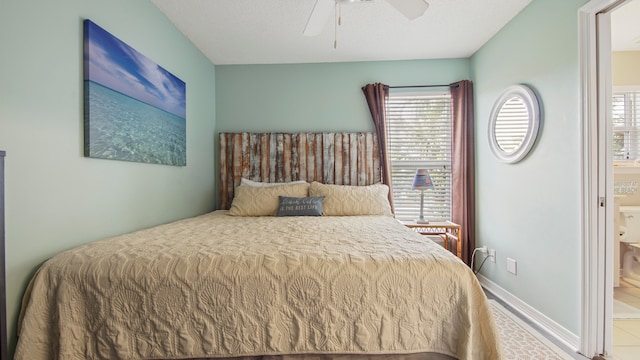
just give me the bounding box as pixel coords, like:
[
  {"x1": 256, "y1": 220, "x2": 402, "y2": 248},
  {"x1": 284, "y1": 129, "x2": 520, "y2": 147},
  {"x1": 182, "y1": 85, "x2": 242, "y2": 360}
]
[{"x1": 388, "y1": 84, "x2": 459, "y2": 89}]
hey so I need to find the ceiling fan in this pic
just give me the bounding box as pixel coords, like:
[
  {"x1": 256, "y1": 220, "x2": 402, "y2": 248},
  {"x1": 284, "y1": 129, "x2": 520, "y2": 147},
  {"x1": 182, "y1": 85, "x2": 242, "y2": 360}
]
[{"x1": 303, "y1": 0, "x2": 430, "y2": 37}]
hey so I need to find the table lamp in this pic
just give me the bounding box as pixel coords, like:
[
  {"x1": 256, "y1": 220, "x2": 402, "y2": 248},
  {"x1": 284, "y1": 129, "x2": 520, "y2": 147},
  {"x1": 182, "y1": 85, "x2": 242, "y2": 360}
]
[{"x1": 412, "y1": 169, "x2": 434, "y2": 224}]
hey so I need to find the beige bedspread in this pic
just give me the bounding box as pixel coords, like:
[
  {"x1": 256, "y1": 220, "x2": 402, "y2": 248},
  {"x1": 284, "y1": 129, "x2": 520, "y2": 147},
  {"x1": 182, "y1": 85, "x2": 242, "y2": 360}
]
[{"x1": 15, "y1": 212, "x2": 502, "y2": 360}]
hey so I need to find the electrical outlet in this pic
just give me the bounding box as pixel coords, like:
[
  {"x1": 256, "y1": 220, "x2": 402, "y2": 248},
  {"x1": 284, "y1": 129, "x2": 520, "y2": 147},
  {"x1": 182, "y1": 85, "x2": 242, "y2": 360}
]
[
  {"x1": 507, "y1": 258, "x2": 517, "y2": 275},
  {"x1": 489, "y1": 249, "x2": 496, "y2": 263}
]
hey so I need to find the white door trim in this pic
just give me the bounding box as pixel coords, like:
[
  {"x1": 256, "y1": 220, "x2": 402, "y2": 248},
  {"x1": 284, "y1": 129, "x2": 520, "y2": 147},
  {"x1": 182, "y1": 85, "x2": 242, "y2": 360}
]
[
  {"x1": 579, "y1": 5, "x2": 603, "y2": 353},
  {"x1": 579, "y1": 0, "x2": 627, "y2": 357},
  {"x1": 597, "y1": 10, "x2": 615, "y2": 354}
]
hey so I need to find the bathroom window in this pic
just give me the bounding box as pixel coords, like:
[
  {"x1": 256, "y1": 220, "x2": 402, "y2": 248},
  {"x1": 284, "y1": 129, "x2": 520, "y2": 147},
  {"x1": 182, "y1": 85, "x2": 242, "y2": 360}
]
[{"x1": 613, "y1": 90, "x2": 640, "y2": 160}]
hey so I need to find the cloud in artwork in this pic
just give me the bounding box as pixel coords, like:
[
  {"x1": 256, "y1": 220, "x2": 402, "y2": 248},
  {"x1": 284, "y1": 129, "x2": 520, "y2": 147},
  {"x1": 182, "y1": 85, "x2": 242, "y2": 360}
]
[{"x1": 84, "y1": 20, "x2": 186, "y2": 119}]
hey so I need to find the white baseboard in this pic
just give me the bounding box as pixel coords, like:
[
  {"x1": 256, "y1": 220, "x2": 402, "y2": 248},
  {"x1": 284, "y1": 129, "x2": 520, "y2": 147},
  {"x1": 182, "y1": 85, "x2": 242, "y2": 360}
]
[{"x1": 478, "y1": 274, "x2": 580, "y2": 352}]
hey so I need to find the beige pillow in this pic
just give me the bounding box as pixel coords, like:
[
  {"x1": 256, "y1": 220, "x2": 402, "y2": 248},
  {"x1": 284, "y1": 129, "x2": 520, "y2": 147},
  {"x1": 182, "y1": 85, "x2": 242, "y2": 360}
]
[
  {"x1": 228, "y1": 182, "x2": 310, "y2": 216},
  {"x1": 308, "y1": 181, "x2": 393, "y2": 216}
]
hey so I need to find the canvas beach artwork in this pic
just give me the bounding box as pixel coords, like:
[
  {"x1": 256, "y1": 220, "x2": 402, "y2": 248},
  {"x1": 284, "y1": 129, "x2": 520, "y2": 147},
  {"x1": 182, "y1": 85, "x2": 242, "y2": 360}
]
[{"x1": 83, "y1": 20, "x2": 186, "y2": 166}]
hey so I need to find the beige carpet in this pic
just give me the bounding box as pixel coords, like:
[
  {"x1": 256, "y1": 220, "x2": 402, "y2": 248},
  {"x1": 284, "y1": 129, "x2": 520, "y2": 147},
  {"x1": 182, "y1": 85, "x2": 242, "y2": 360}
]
[{"x1": 490, "y1": 300, "x2": 574, "y2": 360}]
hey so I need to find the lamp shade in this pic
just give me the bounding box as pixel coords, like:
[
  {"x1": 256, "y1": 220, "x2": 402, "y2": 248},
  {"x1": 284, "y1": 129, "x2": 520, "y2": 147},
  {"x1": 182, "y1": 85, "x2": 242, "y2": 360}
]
[{"x1": 412, "y1": 169, "x2": 434, "y2": 190}]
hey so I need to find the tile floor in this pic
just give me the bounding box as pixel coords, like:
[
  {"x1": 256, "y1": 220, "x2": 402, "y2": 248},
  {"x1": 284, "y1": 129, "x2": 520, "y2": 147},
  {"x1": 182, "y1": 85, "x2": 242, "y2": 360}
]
[{"x1": 612, "y1": 279, "x2": 640, "y2": 360}]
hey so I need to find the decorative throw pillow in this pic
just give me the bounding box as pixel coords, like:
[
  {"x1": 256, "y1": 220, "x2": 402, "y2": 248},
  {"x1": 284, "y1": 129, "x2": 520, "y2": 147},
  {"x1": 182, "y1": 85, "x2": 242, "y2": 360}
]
[
  {"x1": 228, "y1": 182, "x2": 310, "y2": 216},
  {"x1": 308, "y1": 181, "x2": 393, "y2": 216},
  {"x1": 276, "y1": 196, "x2": 325, "y2": 216},
  {"x1": 240, "y1": 178, "x2": 307, "y2": 187}
]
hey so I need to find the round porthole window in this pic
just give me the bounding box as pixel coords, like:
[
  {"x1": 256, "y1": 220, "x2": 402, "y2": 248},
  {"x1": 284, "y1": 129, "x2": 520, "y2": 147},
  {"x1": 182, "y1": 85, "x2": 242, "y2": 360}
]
[{"x1": 488, "y1": 85, "x2": 541, "y2": 163}]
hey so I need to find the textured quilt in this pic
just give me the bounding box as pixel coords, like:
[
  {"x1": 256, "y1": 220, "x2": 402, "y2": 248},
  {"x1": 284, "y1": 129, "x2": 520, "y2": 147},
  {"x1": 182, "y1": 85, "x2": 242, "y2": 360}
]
[{"x1": 15, "y1": 212, "x2": 503, "y2": 360}]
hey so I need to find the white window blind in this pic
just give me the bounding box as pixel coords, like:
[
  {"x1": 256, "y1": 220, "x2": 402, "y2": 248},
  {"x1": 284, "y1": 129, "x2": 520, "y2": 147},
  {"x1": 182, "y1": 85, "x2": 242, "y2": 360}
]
[
  {"x1": 613, "y1": 90, "x2": 640, "y2": 160},
  {"x1": 494, "y1": 97, "x2": 529, "y2": 152},
  {"x1": 386, "y1": 90, "x2": 452, "y2": 221}
]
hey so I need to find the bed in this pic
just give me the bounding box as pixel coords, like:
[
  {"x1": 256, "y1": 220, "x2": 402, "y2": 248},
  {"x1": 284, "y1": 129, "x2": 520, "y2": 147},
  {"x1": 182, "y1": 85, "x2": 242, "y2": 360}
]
[{"x1": 14, "y1": 132, "x2": 503, "y2": 360}]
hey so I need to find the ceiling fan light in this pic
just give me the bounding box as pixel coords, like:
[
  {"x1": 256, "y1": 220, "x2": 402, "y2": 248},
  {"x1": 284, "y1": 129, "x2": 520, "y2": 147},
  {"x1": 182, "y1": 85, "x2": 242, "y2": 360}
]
[{"x1": 386, "y1": 0, "x2": 429, "y2": 21}]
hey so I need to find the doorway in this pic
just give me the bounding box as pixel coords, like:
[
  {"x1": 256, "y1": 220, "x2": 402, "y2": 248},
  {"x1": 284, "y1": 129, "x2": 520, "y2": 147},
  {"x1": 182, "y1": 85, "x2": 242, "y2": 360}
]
[
  {"x1": 609, "y1": 1, "x2": 640, "y2": 358},
  {"x1": 580, "y1": 0, "x2": 640, "y2": 358}
]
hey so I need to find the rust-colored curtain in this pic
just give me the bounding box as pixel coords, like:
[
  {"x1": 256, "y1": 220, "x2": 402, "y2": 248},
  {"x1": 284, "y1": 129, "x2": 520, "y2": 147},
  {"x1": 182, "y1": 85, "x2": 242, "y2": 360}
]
[
  {"x1": 450, "y1": 80, "x2": 475, "y2": 265},
  {"x1": 361, "y1": 83, "x2": 394, "y2": 213}
]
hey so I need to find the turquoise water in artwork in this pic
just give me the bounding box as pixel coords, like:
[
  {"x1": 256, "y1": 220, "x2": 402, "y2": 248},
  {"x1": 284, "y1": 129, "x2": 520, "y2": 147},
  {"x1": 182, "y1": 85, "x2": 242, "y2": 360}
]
[{"x1": 84, "y1": 81, "x2": 186, "y2": 166}]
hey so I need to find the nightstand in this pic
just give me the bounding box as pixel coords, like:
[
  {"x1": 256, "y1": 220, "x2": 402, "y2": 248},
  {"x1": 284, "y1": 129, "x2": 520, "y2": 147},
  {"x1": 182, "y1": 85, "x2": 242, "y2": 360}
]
[{"x1": 400, "y1": 220, "x2": 462, "y2": 259}]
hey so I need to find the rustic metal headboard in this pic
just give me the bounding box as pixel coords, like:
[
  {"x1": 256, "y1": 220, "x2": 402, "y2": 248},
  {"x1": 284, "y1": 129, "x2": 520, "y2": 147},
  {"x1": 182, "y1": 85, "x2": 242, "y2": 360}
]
[{"x1": 219, "y1": 132, "x2": 381, "y2": 209}]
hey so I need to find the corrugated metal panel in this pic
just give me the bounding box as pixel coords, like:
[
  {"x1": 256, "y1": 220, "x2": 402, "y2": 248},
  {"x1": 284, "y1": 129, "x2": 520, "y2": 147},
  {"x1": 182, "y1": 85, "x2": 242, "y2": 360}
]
[{"x1": 219, "y1": 132, "x2": 381, "y2": 209}]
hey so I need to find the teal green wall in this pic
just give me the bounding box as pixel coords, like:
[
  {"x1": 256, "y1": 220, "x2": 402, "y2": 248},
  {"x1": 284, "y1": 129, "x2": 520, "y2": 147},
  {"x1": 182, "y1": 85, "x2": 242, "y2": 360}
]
[
  {"x1": 0, "y1": 0, "x2": 216, "y2": 354},
  {"x1": 471, "y1": 0, "x2": 589, "y2": 334},
  {"x1": 216, "y1": 59, "x2": 470, "y2": 133}
]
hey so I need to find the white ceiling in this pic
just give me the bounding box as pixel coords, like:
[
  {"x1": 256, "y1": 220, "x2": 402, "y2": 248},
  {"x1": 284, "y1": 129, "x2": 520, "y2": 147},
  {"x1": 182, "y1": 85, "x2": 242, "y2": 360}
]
[
  {"x1": 150, "y1": 0, "x2": 533, "y2": 65},
  {"x1": 150, "y1": 0, "x2": 640, "y2": 66},
  {"x1": 612, "y1": 0, "x2": 640, "y2": 51}
]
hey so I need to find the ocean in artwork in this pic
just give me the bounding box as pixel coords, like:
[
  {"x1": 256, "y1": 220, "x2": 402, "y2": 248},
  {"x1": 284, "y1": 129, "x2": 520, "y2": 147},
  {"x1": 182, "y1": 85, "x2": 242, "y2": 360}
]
[
  {"x1": 85, "y1": 80, "x2": 186, "y2": 166},
  {"x1": 83, "y1": 20, "x2": 186, "y2": 166}
]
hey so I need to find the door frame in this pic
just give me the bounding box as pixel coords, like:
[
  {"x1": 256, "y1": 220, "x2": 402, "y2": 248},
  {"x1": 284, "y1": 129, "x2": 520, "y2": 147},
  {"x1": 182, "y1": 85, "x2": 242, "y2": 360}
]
[{"x1": 579, "y1": 0, "x2": 628, "y2": 357}]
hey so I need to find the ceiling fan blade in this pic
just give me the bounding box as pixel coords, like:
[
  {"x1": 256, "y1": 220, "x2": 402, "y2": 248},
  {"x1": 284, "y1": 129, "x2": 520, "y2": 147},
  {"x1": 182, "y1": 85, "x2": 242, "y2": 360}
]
[
  {"x1": 303, "y1": 0, "x2": 334, "y2": 36},
  {"x1": 385, "y1": 0, "x2": 429, "y2": 21}
]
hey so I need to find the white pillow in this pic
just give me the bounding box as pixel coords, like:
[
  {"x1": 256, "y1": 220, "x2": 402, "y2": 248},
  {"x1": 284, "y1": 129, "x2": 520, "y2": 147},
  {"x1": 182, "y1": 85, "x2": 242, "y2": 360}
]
[
  {"x1": 308, "y1": 181, "x2": 393, "y2": 216},
  {"x1": 240, "y1": 178, "x2": 307, "y2": 187}
]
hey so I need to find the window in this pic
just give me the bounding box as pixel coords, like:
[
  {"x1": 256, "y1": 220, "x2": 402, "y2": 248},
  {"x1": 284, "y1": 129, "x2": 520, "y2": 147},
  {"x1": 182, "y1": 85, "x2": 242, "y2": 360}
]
[
  {"x1": 386, "y1": 90, "x2": 452, "y2": 221},
  {"x1": 613, "y1": 90, "x2": 640, "y2": 160}
]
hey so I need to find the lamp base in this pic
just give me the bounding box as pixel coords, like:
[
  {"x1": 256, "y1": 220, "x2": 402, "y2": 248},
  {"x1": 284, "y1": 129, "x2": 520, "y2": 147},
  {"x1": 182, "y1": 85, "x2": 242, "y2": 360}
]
[{"x1": 416, "y1": 190, "x2": 429, "y2": 224}]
